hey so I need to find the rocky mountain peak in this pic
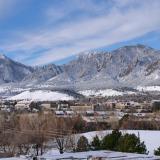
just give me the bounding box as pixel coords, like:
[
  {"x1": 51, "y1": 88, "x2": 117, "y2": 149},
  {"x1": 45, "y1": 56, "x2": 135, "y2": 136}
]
[{"x1": 0, "y1": 44, "x2": 160, "y2": 89}]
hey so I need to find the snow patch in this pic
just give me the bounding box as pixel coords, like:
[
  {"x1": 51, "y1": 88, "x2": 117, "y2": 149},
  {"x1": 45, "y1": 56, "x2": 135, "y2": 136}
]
[
  {"x1": 137, "y1": 86, "x2": 160, "y2": 92},
  {"x1": 79, "y1": 89, "x2": 136, "y2": 97},
  {"x1": 8, "y1": 90, "x2": 74, "y2": 101},
  {"x1": 154, "y1": 74, "x2": 159, "y2": 80},
  {"x1": 79, "y1": 89, "x2": 123, "y2": 97}
]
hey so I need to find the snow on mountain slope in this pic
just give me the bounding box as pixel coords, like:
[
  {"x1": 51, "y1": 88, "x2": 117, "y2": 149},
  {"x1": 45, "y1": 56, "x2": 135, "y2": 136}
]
[
  {"x1": 0, "y1": 54, "x2": 33, "y2": 84},
  {"x1": 79, "y1": 89, "x2": 136, "y2": 97},
  {"x1": 137, "y1": 86, "x2": 160, "y2": 92},
  {"x1": 8, "y1": 90, "x2": 74, "y2": 101},
  {"x1": 22, "y1": 64, "x2": 63, "y2": 85},
  {"x1": 79, "y1": 89, "x2": 123, "y2": 97},
  {"x1": 1, "y1": 45, "x2": 160, "y2": 90},
  {"x1": 46, "y1": 44, "x2": 160, "y2": 89}
]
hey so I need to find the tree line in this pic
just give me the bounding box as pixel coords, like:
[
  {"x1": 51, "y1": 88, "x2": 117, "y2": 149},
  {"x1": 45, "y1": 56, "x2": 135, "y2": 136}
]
[
  {"x1": 76, "y1": 130, "x2": 147, "y2": 154},
  {"x1": 0, "y1": 112, "x2": 78, "y2": 157}
]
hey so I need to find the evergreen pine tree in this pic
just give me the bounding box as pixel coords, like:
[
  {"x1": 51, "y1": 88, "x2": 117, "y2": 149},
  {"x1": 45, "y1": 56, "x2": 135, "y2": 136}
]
[
  {"x1": 101, "y1": 129, "x2": 121, "y2": 150},
  {"x1": 154, "y1": 146, "x2": 160, "y2": 156},
  {"x1": 91, "y1": 135, "x2": 101, "y2": 150},
  {"x1": 76, "y1": 136, "x2": 89, "y2": 152},
  {"x1": 117, "y1": 133, "x2": 147, "y2": 154}
]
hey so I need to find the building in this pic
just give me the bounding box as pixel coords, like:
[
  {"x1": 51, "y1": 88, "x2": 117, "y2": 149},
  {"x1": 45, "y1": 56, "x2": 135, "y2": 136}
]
[
  {"x1": 15, "y1": 100, "x2": 31, "y2": 111},
  {"x1": 70, "y1": 105, "x2": 93, "y2": 113},
  {"x1": 152, "y1": 100, "x2": 160, "y2": 112},
  {"x1": 57, "y1": 101, "x2": 70, "y2": 111}
]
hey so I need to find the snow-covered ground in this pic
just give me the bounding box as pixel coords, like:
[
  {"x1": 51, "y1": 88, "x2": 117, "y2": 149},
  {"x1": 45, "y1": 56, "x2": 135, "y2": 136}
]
[
  {"x1": 79, "y1": 89, "x2": 136, "y2": 97},
  {"x1": 137, "y1": 86, "x2": 160, "y2": 92},
  {"x1": 81, "y1": 130, "x2": 160, "y2": 155},
  {"x1": 41, "y1": 150, "x2": 159, "y2": 160},
  {"x1": 8, "y1": 90, "x2": 74, "y2": 101},
  {"x1": 0, "y1": 150, "x2": 159, "y2": 160}
]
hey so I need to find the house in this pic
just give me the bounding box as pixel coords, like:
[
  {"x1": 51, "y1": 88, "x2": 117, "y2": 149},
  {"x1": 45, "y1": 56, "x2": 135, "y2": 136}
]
[
  {"x1": 93, "y1": 103, "x2": 112, "y2": 111},
  {"x1": 95, "y1": 111, "x2": 107, "y2": 116},
  {"x1": 57, "y1": 101, "x2": 70, "y2": 111},
  {"x1": 152, "y1": 100, "x2": 160, "y2": 112},
  {"x1": 70, "y1": 105, "x2": 93, "y2": 113},
  {"x1": 39, "y1": 102, "x2": 57, "y2": 111},
  {"x1": 40, "y1": 103, "x2": 51, "y2": 110},
  {"x1": 86, "y1": 110, "x2": 94, "y2": 116},
  {"x1": 15, "y1": 100, "x2": 31, "y2": 111},
  {"x1": 55, "y1": 110, "x2": 64, "y2": 116},
  {"x1": 65, "y1": 110, "x2": 75, "y2": 116},
  {"x1": 0, "y1": 100, "x2": 15, "y2": 112}
]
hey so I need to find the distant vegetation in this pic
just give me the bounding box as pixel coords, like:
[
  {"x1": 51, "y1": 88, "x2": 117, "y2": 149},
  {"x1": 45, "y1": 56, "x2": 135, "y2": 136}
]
[{"x1": 119, "y1": 114, "x2": 160, "y2": 130}]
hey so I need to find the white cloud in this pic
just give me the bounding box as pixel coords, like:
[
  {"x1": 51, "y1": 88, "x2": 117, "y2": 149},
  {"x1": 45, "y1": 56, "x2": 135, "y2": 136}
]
[{"x1": 1, "y1": 0, "x2": 160, "y2": 65}]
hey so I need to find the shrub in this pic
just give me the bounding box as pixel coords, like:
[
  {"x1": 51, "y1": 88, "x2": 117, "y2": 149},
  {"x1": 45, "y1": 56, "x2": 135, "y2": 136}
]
[
  {"x1": 76, "y1": 136, "x2": 89, "y2": 152},
  {"x1": 117, "y1": 133, "x2": 147, "y2": 154},
  {"x1": 101, "y1": 129, "x2": 121, "y2": 150},
  {"x1": 91, "y1": 135, "x2": 101, "y2": 150},
  {"x1": 73, "y1": 116, "x2": 86, "y2": 133},
  {"x1": 154, "y1": 146, "x2": 160, "y2": 156}
]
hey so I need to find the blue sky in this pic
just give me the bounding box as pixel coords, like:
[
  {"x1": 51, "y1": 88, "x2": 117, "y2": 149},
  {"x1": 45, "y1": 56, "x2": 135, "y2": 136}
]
[{"x1": 0, "y1": 0, "x2": 160, "y2": 66}]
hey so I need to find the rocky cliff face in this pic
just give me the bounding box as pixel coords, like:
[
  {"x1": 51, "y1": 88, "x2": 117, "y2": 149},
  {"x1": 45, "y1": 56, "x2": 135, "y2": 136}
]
[
  {"x1": 0, "y1": 54, "x2": 33, "y2": 83},
  {"x1": 22, "y1": 64, "x2": 63, "y2": 85},
  {"x1": 46, "y1": 44, "x2": 160, "y2": 89}
]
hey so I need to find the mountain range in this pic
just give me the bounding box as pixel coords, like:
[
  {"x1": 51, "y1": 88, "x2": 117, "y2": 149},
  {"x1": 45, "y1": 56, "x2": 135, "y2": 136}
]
[{"x1": 0, "y1": 44, "x2": 160, "y2": 90}]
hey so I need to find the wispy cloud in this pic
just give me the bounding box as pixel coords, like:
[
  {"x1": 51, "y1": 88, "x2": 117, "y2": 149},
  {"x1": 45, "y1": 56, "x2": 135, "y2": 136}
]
[{"x1": 1, "y1": 0, "x2": 160, "y2": 65}]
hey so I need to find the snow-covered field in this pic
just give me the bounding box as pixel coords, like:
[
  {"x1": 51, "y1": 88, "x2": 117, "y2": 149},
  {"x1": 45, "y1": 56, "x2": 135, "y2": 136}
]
[
  {"x1": 1, "y1": 150, "x2": 159, "y2": 160},
  {"x1": 137, "y1": 86, "x2": 160, "y2": 92},
  {"x1": 79, "y1": 89, "x2": 136, "y2": 97},
  {"x1": 81, "y1": 130, "x2": 160, "y2": 155},
  {"x1": 41, "y1": 150, "x2": 158, "y2": 160},
  {"x1": 8, "y1": 90, "x2": 74, "y2": 101}
]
